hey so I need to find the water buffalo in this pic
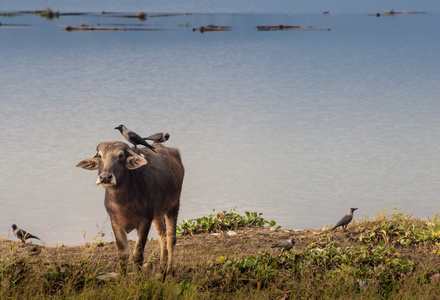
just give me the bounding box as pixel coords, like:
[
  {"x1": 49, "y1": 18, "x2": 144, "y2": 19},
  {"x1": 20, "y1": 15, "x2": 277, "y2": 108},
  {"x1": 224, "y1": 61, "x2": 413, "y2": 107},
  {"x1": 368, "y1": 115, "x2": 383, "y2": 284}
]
[{"x1": 76, "y1": 141, "x2": 184, "y2": 275}]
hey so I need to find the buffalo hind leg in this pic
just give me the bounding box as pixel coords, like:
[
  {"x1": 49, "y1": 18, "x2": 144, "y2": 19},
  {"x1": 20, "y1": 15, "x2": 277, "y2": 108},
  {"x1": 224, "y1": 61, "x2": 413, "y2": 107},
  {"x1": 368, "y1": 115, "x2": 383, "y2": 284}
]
[
  {"x1": 152, "y1": 218, "x2": 168, "y2": 271},
  {"x1": 133, "y1": 221, "x2": 152, "y2": 270},
  {"x1": 164, "y1": 206, "x2": 179, "y2": 276},
  {"x1": 111, "y1": 222, "x2": 129, "y2": 274}
]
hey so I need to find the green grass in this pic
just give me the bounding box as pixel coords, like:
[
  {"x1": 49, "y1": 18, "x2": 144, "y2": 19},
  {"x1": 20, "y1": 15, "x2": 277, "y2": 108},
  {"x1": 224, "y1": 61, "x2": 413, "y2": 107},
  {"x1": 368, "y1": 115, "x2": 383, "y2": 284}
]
[{"x1": 2, "y1": 207, "x2": 440, "y2": 299}]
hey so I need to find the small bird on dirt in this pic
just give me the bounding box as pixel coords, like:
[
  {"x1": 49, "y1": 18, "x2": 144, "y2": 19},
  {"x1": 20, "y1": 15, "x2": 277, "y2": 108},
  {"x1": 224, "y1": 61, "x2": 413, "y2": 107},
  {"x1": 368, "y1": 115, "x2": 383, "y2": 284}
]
[
  {"x1": 346, "y1": 231, "x2": 361, "y2": 241},
  {"x1": 271, "y1": 237, "x2": 295, "y2": 251},
  {"x1": 115, "y1": 124, "x2": 156, "y2": 153},
  {"x1": 331, "y1": 208, "x2": 358, "y2": 231},
  {"x1": 143, "y1": 132, "x2": 170, "y2": 144},
  {"x1": 29, "y1": 245, "x2": 42, "y2": 255},
  {"x1": 12, "y1": 224, "x2": 40, "y2": 243}
]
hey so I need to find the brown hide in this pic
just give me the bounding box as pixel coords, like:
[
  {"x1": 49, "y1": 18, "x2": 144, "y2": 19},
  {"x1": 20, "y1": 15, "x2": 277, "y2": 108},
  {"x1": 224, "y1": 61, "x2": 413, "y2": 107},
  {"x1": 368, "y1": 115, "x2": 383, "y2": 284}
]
[{"x1": 77, "y1": 141, "x2": 184, "y2": 275}]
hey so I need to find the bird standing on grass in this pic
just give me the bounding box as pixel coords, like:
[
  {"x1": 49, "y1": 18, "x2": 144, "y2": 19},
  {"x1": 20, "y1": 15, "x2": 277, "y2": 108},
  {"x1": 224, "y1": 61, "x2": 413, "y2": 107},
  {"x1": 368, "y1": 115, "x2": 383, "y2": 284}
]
[
  {"x1": 12, "y1": 224, "x2": 40, "y2": 243},
  {"x1": 115, "y1": 124, "x2": 156, "y2": 153},
  {"x1": 331, "y1": 208, "x2": 358, "y2": 231},
  {"x1": 143, "y1": 132, "x2": 170, "y2": 144},
  {"x1": 271, "y1": 237, "x2": 295, "y2": 251}
]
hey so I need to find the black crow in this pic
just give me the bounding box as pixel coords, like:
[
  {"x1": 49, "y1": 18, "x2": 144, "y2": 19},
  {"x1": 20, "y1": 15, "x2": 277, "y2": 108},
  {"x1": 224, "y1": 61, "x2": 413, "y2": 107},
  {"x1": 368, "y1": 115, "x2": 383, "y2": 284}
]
[
  {"x1": 271, "y1": 237, "x2": 295, "y2": 251},
  {"x1": 143, "y1": 132, "x2": 170, "y2": 143},
  {"x1": 115, "y1": 124, "x2": 156, "y2": 153},
  {"x1": 12, "y1": 224, "x2": 40, "y2": 243},
  {"x1": 331, "y1": 208, "x2": 358, "y2": 231}
]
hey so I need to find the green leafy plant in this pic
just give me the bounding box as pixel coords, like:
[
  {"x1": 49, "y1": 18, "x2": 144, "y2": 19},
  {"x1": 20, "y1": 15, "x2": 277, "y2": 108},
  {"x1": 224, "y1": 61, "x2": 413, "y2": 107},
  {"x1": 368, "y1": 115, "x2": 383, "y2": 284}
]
[
  {"x1": 207, "y1": 240, "x2": 415, "y2": 296},
  {"x1": 359, "y1": 208, "x2": 440, "y2": 247},
  {"x1": 177, "y1": 208, "x2": 278, "y2": 236}
]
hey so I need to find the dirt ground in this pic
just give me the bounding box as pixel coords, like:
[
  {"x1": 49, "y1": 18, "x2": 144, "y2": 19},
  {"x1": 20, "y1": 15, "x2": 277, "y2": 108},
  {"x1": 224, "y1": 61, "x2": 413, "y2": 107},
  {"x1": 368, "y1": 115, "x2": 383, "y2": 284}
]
[
  {"x1": 0, "y1": 227, "x2": 327, "y2": 273},
  {"x1": 2, "y1": 226, "x2": 438, "y2": 276}
]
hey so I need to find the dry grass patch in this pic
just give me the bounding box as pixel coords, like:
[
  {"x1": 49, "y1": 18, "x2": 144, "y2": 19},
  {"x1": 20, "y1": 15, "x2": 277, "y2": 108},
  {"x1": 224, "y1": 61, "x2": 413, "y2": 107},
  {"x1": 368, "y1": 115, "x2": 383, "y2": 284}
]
[{"x1": 2, "y1": 208, "x2": 440, "y2": 299}]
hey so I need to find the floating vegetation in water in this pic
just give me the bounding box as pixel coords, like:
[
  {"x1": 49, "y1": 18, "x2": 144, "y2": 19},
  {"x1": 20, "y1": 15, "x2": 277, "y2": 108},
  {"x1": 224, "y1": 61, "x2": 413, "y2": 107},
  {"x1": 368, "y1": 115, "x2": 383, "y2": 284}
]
[
  {"x1": 369, "y1": 10, "x2": 427, "y2": 17},
  {"x1": 36, "y1": 8, "x2": 60, "y2": 20},
  {"x1": 367, "y1": 12, "x2": 383, "y2": 17},
  {"x1": 256, "y1": 24, "x2": 312, "y2": 31},
  {"x1": 0, "y1": 12, "x2": 22, "y2": 17},
  {"x1": 96, "y1": 23, "x2": 149, "y2": 27},
  {"x1": 136, "y1": 12, "x2": 147, "y2": 20},
  {"x1": 192, "y1": 24, "x2": 231, "y2": 33},
  {"x1": 154, "y1": 13, "x2": 195, "y2": 17},
  {"x1": 177, "y1": 23, "x2": 192, "y2": 28},
  {"x1": 17, "y1": 8, "x2": 91, "y2": 20},
  {"x1": 60, "y1": 24, "x2": 169, "y2": 32},
  {"x1": 384, "y1": 10, "x2": 426, "y2": 15},
  {"x1": 0, "y1": 22, "x2": 31, "y2": 28},
  {"x1": 98, "y1": 11, "x2": 147, "y2": 21}
]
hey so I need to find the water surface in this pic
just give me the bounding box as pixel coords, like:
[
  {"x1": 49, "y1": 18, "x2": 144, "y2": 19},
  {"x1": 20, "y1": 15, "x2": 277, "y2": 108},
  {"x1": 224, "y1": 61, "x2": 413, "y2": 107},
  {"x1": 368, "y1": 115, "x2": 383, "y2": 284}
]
[{"x1": 1, "y1": 6, "x2": 440, "y2": 245}]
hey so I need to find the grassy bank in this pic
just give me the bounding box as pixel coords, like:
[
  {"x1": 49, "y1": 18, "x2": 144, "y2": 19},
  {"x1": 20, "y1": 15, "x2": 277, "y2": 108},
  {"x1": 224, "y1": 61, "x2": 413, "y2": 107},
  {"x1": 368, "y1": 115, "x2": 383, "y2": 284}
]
[{"x1": 2, "y1": 208, "x2": 440, "y2": 299}]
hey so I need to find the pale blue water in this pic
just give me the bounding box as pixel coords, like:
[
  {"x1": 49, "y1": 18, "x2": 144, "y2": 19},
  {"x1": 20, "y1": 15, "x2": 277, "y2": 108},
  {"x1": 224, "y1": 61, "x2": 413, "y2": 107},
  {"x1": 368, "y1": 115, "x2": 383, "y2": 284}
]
[
  {"x1": 1, "y1": 1, "x2": 440, "y2": 245},
  {"x1": 2, "y1": 0, "x2": 440, "y2": 14}
]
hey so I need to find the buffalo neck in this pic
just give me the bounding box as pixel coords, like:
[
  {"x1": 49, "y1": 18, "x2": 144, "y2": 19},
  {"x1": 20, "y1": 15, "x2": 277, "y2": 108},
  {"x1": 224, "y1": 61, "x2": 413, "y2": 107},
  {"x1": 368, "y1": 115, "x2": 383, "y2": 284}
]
[{"x1": 103, "y1": 169, "x2": 151, "y2": 206}]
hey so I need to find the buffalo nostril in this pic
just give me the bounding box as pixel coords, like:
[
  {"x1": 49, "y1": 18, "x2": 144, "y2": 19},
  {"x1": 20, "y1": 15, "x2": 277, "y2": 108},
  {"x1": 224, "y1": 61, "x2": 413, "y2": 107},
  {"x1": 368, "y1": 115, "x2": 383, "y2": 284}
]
[{"x1": 97, "y1": 173, "x2": 115, "y2": 185}]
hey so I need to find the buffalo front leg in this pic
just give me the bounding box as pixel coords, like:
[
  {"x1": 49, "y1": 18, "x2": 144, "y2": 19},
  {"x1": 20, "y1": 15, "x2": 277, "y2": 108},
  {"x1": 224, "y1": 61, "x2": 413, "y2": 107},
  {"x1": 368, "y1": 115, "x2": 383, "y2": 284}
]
[
  {"x1": 111, "y1": 222, "x2": 129, "y2": 274},
  {"x1": 133, "y1": 221, "x2": 151, "y2": 270}
]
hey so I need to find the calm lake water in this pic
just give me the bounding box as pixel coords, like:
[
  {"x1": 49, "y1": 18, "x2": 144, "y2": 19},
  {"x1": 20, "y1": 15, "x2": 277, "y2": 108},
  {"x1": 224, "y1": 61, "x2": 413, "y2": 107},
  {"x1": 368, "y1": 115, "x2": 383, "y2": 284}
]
[{"x1": 1, "y1": 0, "x2": 440, "y2": 245}]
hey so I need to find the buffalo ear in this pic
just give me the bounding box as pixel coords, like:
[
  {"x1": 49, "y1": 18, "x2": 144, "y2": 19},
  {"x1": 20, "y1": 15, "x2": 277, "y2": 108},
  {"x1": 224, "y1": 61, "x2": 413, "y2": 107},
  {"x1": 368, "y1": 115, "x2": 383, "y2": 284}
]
[
  {"x1": 76, "y1": 158, "x2": 100, "y2": 170},
  {"x1": 126, "y1": 156, "x2": 148, "y2": 170}
]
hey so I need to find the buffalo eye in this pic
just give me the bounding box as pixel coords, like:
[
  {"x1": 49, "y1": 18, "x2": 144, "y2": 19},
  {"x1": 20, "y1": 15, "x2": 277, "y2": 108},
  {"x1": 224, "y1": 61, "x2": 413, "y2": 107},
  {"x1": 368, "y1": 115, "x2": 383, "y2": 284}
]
[
  {"x1": 117, "y1": 151, "x2": 125, "y2": 159},
  {"x1": 94, "y1": 151, "x2": 103, "y2": 159}
]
